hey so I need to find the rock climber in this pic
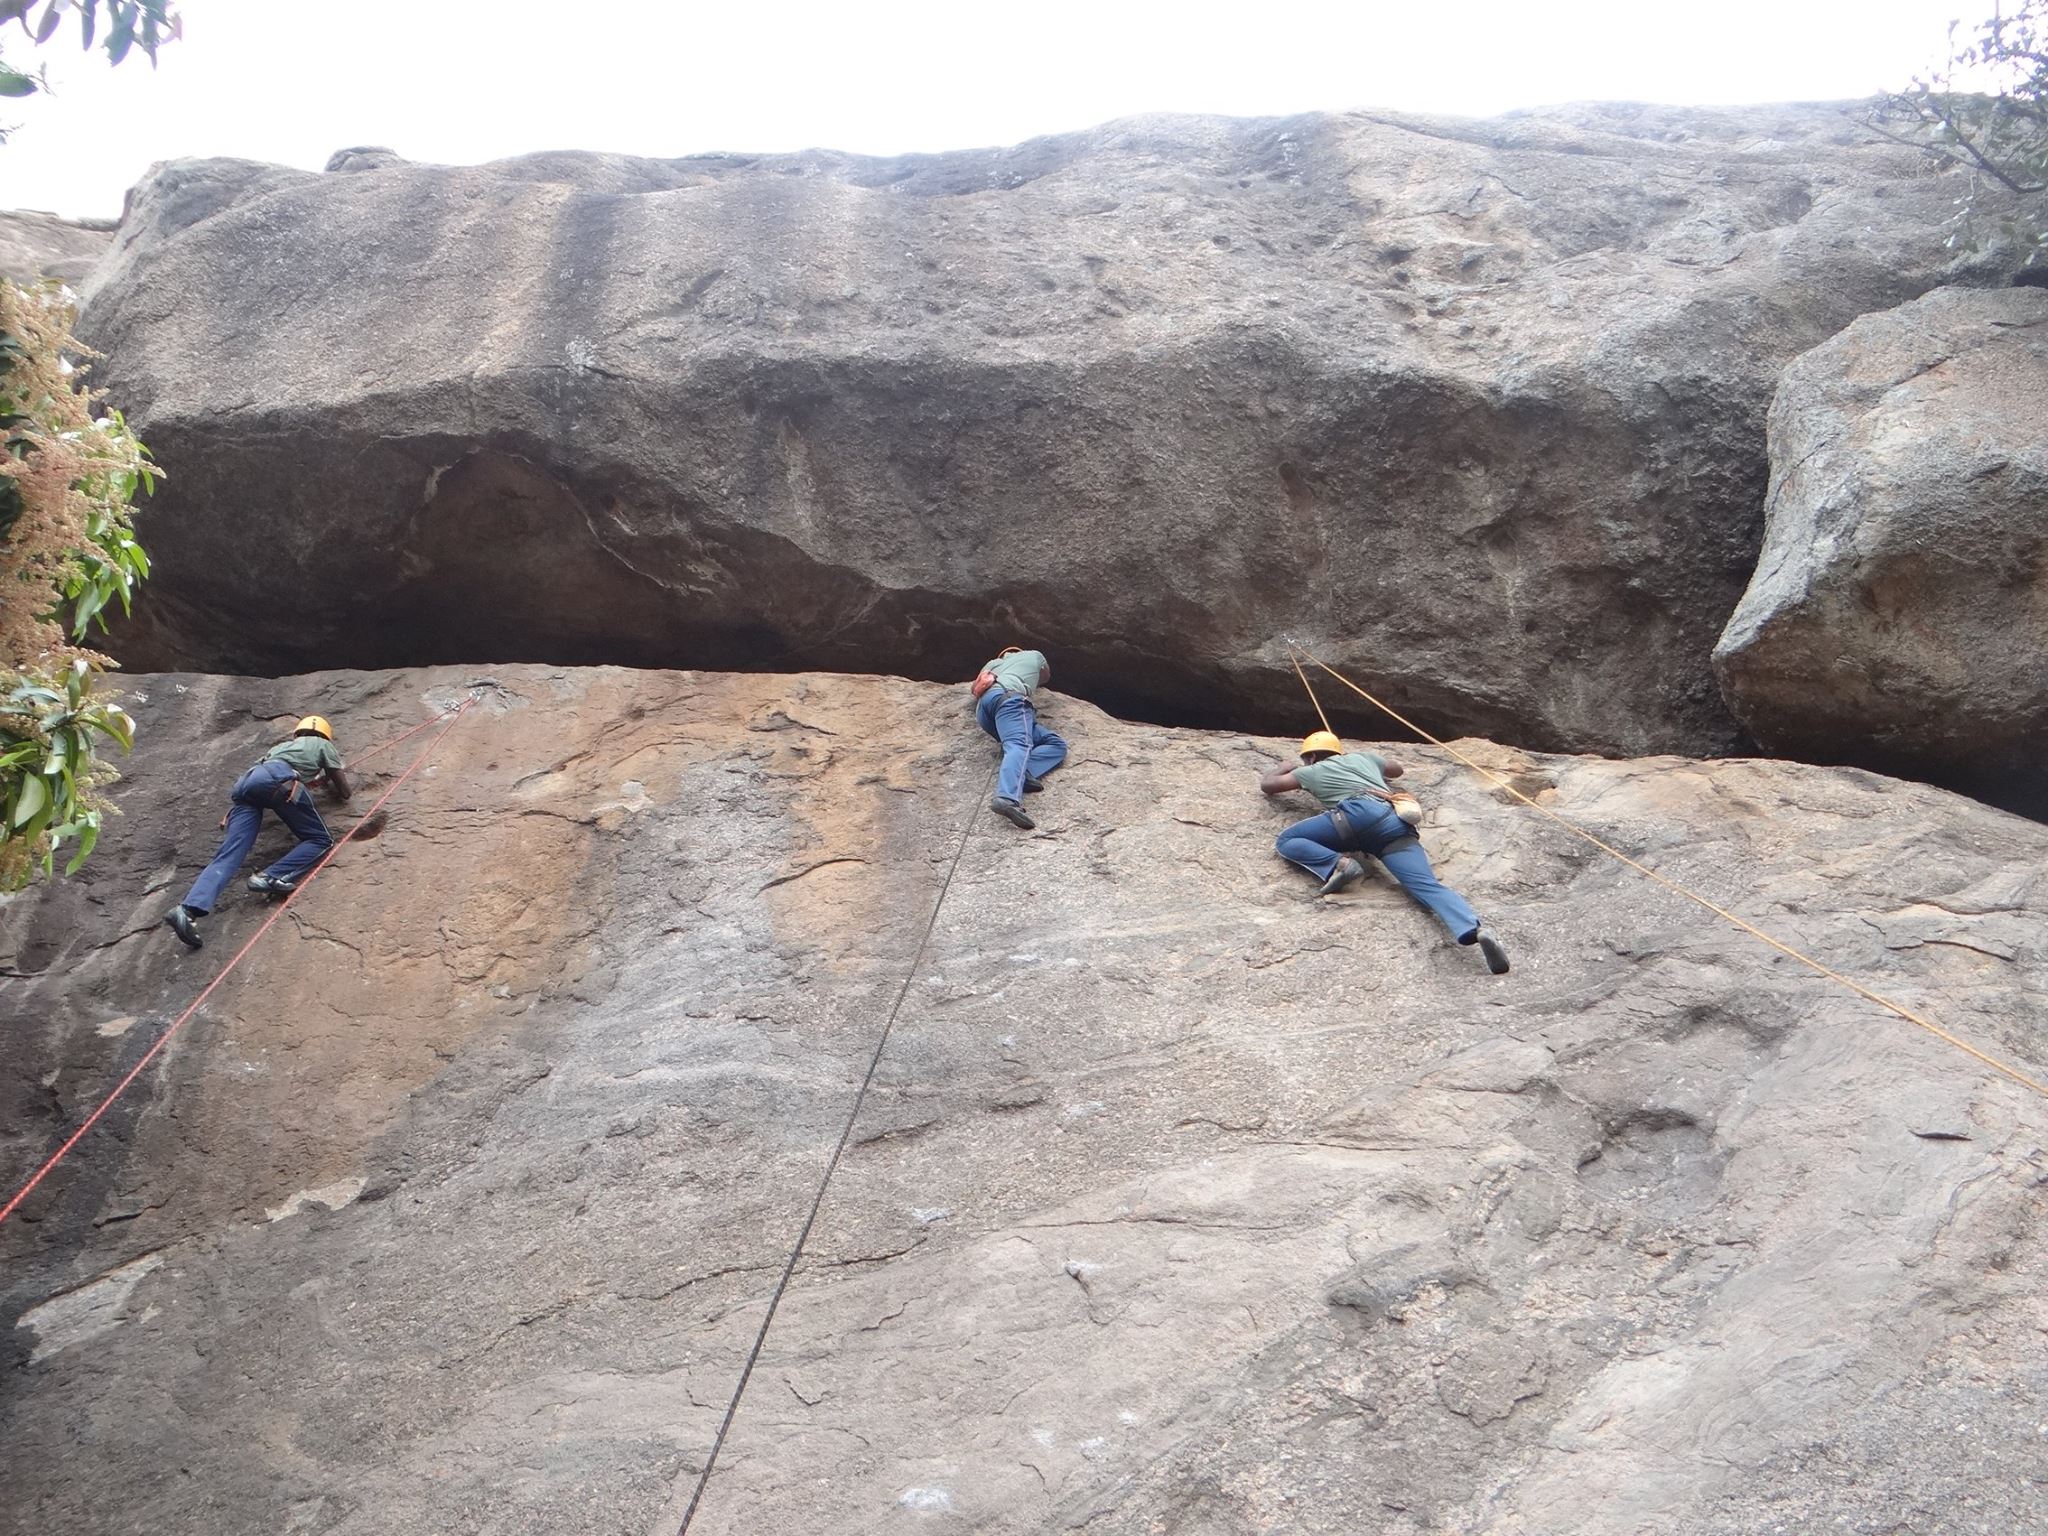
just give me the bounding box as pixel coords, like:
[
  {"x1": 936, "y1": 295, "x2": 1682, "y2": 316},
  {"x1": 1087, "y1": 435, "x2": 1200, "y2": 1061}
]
[
  {"x1": 973, "y1": 646, "x2": 1066, "y2": 830},
  {"x1": 1260, "y1": 730, "x2": 1509, "y2": 974},
  {"x1": 163, "y1": 715, "x2": 352, "y2": 950}
]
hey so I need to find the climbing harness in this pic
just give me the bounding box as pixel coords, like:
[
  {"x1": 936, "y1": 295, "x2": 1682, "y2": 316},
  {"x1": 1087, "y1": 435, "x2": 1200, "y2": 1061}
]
[
  {"x1": 0, "y1": 695, "x2": 481, "y2": 1231},
  {"x1": 666, "y1": 754, "x2": 1000, "y2": 1535},
  {"x1": 1283, "y1": 638, "x2": 2048, "y2": 1101}
]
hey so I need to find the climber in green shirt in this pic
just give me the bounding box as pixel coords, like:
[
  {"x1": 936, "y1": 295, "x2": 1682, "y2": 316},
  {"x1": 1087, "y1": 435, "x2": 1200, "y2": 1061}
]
[
  {"x1": 164, "y1": 715, "x2": 352, "y2": 949},
  {"x1": 973, "y1": 647, "x2": 1066, "y2": 829},
  {"x1": 1261, "y1": 730, "x2": 1508, "y2": 973}
]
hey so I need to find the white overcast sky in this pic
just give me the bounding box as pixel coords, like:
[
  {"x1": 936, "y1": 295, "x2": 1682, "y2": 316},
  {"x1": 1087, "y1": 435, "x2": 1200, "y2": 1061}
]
[{"x1": 0, "y1": 0, "x2": 2005, "y2": 219}]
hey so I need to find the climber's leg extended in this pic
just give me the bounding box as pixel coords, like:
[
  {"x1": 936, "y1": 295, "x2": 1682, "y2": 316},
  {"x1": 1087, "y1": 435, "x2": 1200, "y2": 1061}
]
[
  {"x1": 181, "y1": 800, "x2": 266, "y2": 916},
  {"x1": 1373, "y1": 834, "x2": 1481, "y2": 942},
  {"x1": 978, "y1": 688, "x2": 1044, "y2": 827}
]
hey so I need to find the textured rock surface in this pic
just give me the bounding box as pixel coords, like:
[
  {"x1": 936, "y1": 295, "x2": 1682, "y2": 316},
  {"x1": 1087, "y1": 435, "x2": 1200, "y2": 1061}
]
[
  {"x1": 4, "y1": 665, "x2": 2047, "y2": 1534},
  {"x1": 1715, "y1": 285, "x2": 2048, "y2": 811},
  {"x1": 0, "y1": 208, "x2": 114, "y2": 284},
  {"x1": 74, "y1": 104, "x2": 2011, "y2": 751}
]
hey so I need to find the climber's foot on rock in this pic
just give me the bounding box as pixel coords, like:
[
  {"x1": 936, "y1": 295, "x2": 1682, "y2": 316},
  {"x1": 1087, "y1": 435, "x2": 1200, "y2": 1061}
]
[
  {"x1": 165, "y1": 906, "x2": 202, "y2": 949},
  {"x1": 1318, "y1": 857, "x2": 1365, "y2": 896}
]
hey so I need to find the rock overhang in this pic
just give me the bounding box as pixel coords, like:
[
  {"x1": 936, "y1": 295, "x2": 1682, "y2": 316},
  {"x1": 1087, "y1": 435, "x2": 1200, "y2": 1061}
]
[{"x1": 66, "y1": 103, "x2": 2017, "y2": 761}]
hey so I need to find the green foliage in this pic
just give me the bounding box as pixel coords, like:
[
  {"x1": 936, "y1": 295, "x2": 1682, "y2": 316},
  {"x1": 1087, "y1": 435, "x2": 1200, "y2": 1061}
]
[
  {"x1": 1876, "y1": 2, "x2": 2048, "y2": 270},
  {"x1": 0, "y1": 656, "x2": 132, "y2": 887},
  {"x1": 0, "y1": 2, "x2": 175, "y2": 886},
  {"x1": 0, "y1": 280, "x2": 160, "y2": 891},
  {"x1": 0, "y1": 0, "x2": 179, "y2": 141},
  {"x1": 54, "y1": 405, "x2": 153, "y2": 639}
]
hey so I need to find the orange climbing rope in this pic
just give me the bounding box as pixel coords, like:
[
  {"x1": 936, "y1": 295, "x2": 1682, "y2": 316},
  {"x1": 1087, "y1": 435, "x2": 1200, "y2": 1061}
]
[
  {"x1": 1289, "y1": 649, "x2": 1337, "y2": 737},
  {"x1": 1284, "y1": 639, "x2": 2048, "y2": 1101},
  {"x1": 0, "y1": 695, "x2": 479, "y2": 1230}
]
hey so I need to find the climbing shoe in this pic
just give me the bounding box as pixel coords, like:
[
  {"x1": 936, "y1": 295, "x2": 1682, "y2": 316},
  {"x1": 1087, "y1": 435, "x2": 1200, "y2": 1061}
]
[
  {"x1": 1023, "y1": 774, "x2": 1046, "y2": 794},
  {"x1": 1477, "y1": 932, "x2": 1511, "y2": 975},
  {"x1": 247, "y1": 873, "x2": 297, "y2": 898},
  {"x1": 991, "y1": 796, "x2": 1036, "y2": 830},
  {"x1": 1318, "y1": 857, "x2": 1365, "y2": 896},
  {"x1": 165, "y1": 906, "x2": 202, "y2": 950}
]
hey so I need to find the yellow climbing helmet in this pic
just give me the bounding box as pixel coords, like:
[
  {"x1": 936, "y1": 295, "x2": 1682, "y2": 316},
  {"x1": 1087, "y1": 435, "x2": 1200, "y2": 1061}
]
[
  {"x1": 295, "y1": 715, "x2": 335, "y2": 741},
  {"x1": 1299, "y1": 730, "x2": 1343, "y2": 758}
]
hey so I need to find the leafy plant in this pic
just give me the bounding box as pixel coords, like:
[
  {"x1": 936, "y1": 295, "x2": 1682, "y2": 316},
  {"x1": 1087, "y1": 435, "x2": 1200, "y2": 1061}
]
[
  {"x1": 0, "y1": 0, "x2": 179, "y2": 140},
  {"x1": 0, "y1": 279, "x2": 160, "y2": 890},
  {"x1": 1873, "y1": 1, "x2": 2048, "y2": 271},
  {"x1": 1, "y1": 656, "x2": 132, "y2": 885}
]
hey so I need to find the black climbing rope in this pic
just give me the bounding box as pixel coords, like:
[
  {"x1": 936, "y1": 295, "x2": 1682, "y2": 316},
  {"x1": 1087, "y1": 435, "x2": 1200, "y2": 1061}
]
[{"x1": 668, "y1": 752, "x2": 1001, "y2": 1534}]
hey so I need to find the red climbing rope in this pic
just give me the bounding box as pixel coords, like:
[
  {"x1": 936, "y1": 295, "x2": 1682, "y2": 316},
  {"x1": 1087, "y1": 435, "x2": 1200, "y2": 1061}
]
[
  {"x1": 345, "y1": 705, "x2": 464, "y2": 769},
  {"x1": 0, "y1": 694, "x2": 478, "y2": 1231}
]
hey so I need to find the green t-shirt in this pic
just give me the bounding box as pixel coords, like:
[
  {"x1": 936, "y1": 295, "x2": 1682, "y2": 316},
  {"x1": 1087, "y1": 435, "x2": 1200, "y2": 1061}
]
[
  {"x1": 1292, "y1": 751, "x2": 1390, "y2": 809},
  {"x1": 266, "y1": 735, "x2": 345, "y2": 782},
  {"x1": 981, "y1": 650, "x2": 1048, "y2": 701}
]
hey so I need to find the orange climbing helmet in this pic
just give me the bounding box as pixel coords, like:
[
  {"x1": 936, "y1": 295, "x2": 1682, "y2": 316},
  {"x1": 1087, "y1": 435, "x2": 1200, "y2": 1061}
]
[
  {"x1": 295, "y1": 715, "x2": 335, "y2": 741},
  {"x1": 1299, "y1": 730, "x2": 1342, "y2": 759}
]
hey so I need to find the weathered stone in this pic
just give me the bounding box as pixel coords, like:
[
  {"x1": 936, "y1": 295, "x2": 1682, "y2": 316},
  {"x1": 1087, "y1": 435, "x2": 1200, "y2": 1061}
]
[
  {"x1": 72, "y1": 103, "x2": 2014, "y2": 751},
  {"x1": 323, "y1": 146, "x2": 408, "y2": 175},
  {"x1": 0, "y1": 208, "x2": 114, "y2": 284},
  {"x1": 1715, "y1": 285, "x2": 2048, "y2": 812},
  {"x1": 3, "y1": 665, "x2": 2046, "y2": 1534}
]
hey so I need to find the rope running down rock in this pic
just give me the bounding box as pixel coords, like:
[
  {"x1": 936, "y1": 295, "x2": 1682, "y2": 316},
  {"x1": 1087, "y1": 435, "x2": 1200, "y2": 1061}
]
[
  {"x1": 0, "y1": 695, "x2": 481, "y2": 1230},
  {"x1": 666, "y1": 752, "x2": 1002, "y2": 1534}
]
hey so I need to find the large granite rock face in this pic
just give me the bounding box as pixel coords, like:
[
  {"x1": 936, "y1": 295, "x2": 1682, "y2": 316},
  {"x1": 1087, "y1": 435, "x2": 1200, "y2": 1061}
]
[
  {"x1": 1715, "y1": 285, "x2": 2048, "y2": 812},
  {"x1": 74, "y1": 104, "x2": 2006, "y2": 751},
  {"x1": 4, "y1": 665, "x2": 2046, "y2": 1534},
  {"x1": 0, "y1": 209, "x2": 114, "y2": 284}
]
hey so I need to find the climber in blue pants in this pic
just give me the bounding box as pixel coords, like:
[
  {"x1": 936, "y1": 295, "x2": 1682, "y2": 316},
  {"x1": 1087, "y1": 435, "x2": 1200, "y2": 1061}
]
[
  {"x1": 164, "y1": 715, "x2": 351, "y2": 950},
  {"x1": 1261, "y1": 731, "x2": 1509, "y2": 974},
  {"x1": 973, "y1": 647, "x2": 1066, "y2": 830}
]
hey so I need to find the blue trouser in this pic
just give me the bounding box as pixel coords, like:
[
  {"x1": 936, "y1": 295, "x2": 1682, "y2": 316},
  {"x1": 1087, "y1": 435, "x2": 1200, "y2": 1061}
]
[
  {"x1": 181, "y1": 759, "x2": 333, "y2": 914},
  {"x1": 976, "y1": 688, "x2": 1067, "y2": 803},
  {"x1": 1276, "y1": 797, "x2": 1481, "y2": 943}
]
